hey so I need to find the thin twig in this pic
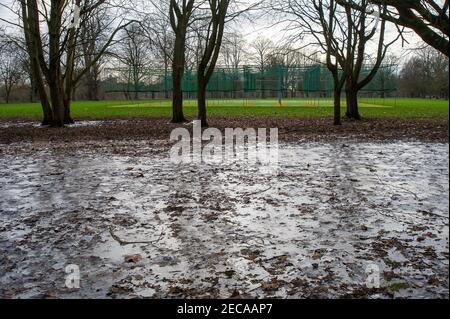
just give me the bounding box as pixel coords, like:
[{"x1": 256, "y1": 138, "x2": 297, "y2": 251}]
[
  {"x1": 109, "y1": 226, "x2": 163, "y2": 246},
  {"x1": 375, "y1": 174, "x2": 420, "y2": 201},
  {"x1": 242, "y1": 186, "x2": 273, "y2": 197}
]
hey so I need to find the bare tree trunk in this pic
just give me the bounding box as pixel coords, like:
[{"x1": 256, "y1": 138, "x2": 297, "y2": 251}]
[
  {"x1": 134, "y1": 82, "x2": 139, "y2": 100},
  {"x1": 4, "y1": 83, "x2": 11, "y2": 103},
  {"x1": 33, "y1": 62, "x2": 52, "y2": 125},
  {"x1": 333, "y1": 86, "x2": 342, "y2": 126},
  {"x1": 171, "y1": 48, "x2": 186, "y2": 123},
  {"x1": 28, "y1": 72, "x2": 37, "y2": 103},
  {"x1": 169, "y1": 0, "x2": 193, "y2": 124},
  {"x1": 40, "y1": 95, "x2": 53, "y2": 126},
  {"x1": 345, "y1": 83, "x2": 361, "y2": 120},
  {"x1": 48, "y1": 79, "x2": 65, "y2": 127},
  {"x1": 261, "y1": 69, "x2": 266, "y2": 99},
  {"x1": 197, "y1": 75, "x2": 208, "y2": 127},
  {"x1": 19, "y1": 0, "x2": 133, "y2": 128},
  {"x1": 194, "y1": 0, "x2": 230, "y2": 126},
  {"x1": 64, "y1": 92, "x2": 74, "y2": 124}
]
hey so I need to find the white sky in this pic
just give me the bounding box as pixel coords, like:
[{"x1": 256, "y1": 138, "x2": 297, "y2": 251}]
[
  {"x1": 0, "y1": 0, "x2": 425, "y2": 64},
  {"x1": 233, "y1": 3, "x2": 424, "y2": 65}
]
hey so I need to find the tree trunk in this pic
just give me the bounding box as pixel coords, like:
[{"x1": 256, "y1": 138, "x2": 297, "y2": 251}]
[
  {"x1": 134, "y1": 75, "x2": 139, "y2": 100},
  {"x1": 29, "y1": 75, "x2": 37, "y2": 103},
  {"x1": 170, "y1": 23, "x2": 188, "y2": 123},
  {"x1": 261, "y1": 69, "x2": 266, "y2": 99},
  {"x1": 333, "y1": 87, "x2": 342, "y2": 126},
  {"x1": 5, "y1": 87, "x2": 10, "y2": 104},
  {"x1": 40, "y1": 100, "x2": 53, "y2": 126},
  {"x1": 197, "y1": 76, "x2": 208, "y2": 127},
  {"x1": 64, "y1": 98, "x2": 74, "y2": 124},
  {"x1": 28, "y1": 55, "x2": 53, "y2": 125},
  {"x1": 50, "y1": 94, "x2": 65, "y2": 127},
  {"x1": 48, "y1": 75, "x2": 65, "y2": 127},
  {"x1": 36, "y1": 73, "x2": 52, "y2": 125},
  {"x1": 345, "y1": 83, "x2": 361, "y2": 120},
  {"x1": 171, "y1": 62, "x2": 186, "y2": 123}
]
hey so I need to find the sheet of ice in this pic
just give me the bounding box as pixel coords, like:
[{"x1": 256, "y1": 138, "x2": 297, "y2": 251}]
[{"x1": 0, "y1": 141, "x2": 448, "y2": 299}]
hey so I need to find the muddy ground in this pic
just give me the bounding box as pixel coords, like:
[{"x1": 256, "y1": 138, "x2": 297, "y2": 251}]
[
  {"x1": 0, "y1": 118, "x2": 448, "y2": 299},
  {"x1": 0, "y1": 117, "x2": 448, "y2": 145}
]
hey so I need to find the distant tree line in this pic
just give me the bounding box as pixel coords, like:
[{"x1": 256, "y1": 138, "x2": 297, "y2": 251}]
[
  {"x1": 1, "y1": 27, "x2": 448, "y2": 103},
  {"x1": 397, "y1": 47, "x2": 449, "y2": 99}
]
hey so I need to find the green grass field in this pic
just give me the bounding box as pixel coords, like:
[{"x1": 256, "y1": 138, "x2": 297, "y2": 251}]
[{"x1": 0, "y1": 98, "x2": 448, "y2": 121}]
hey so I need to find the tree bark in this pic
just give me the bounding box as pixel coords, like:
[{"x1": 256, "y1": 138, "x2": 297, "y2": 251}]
[
  {"x1": 169, "y1": 0, "x2": 193, "y2": 124},
  {"x1": 197, "y1": 75, "x2": 208, "y2": 127},
  {"x1": 345, "y1": 84, "x2": 361, "y2": 120},
  {"x1": 49, "y1": 85, "x2": 65, "y2": 127},
  {"x1": 47, "y1": 0, "x2": 66, "y2": 127},
  {"x1": 28, "y1": 73, "x2": 37, "y2": 103},
  {"x1": 194, "y1": 0, "x2": 230, "y2": 127},
  {"x1": 134, "y1": 83, "x2": 139, "y2": 100},
  {"x1": 40, "y1": 100, "x2": 53, "y2": 126},
  {"x1": 261, "y1": 68, "x2": 266, "y2": 99},
  {"x1": 170, "y1": 36, "x2": 187, "y2": 123},
  {"x1": 333, "y1": 86, "x2": 342, "y2": 125},
  {"x1": 20, "y1": 0, "x2": 132, "y2": 128},
  {"x1": 171, "y1": 58, "x2": 186, "y2": 123},
  {"x1": 33, "y1": 60, "x2": 52, "y2": 125},
  {"x1": 4, "y1": 83, "x2": 11, "y2": 103},
  {"x1": 64, "y1": 95, "x2": 74, "y2": 124}
]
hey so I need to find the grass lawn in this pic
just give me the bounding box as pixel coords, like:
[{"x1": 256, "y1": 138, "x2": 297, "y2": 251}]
[{"x1": 0, "y1": 98, "x2": 448, "y2": 121}]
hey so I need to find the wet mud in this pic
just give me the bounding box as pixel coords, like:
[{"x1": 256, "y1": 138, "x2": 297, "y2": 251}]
[{"x1": 0, "y1": 127, "x2": 448, "y2": 299}]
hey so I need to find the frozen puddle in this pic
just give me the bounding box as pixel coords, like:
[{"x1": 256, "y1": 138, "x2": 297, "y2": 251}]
[
  {"x1": 0, "y1": 120, "x2": 113, "y2": 129},
  {"x1": 0, "y1": 141, "x2": 448, "y2": 299}
]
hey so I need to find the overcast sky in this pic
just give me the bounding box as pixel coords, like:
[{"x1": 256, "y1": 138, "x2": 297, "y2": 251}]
[
  {"x1": 0, "y1": 0, "x2": 425, "y2": 64},
  {"x1": 233, "y1": 2, "x2": 424, "y2": 64}
]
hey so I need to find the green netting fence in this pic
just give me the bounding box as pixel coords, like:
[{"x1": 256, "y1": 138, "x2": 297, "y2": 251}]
[{"x1": 102, "y1": 64, "x2": 397, "y2": 101}]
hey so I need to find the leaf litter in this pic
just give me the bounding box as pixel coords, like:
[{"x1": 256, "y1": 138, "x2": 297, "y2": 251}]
[{"x1": 0, "y1": 119, "x2": 448, "y2": 299}]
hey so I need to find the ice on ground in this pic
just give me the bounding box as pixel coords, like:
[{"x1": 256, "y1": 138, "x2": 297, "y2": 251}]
[{"x1": 0, "y1": 141, "x2": 448, "y2": 299}]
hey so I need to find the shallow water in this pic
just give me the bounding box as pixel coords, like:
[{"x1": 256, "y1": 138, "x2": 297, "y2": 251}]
[
  {"x1": 0, "y1": 141, "x2": 448, "y2": 299},
  {"x1": 0, "y1": 120, "x2": 111, "y2": 129}
]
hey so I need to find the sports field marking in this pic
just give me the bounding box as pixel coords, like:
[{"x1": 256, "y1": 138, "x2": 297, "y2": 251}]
[{"x1": 108, "y1": 103, "x2": 170, "y2": 108}]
